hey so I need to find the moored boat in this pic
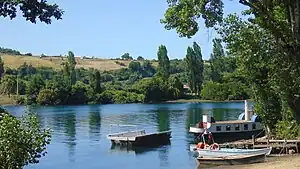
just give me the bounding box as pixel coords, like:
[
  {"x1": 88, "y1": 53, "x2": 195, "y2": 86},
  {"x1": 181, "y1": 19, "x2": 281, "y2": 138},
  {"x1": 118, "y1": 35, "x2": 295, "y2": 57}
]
[
  {"x1": 106, "y1": 124, "x2": 171, "y2": 147},
  {"x1": 189, "y1": 100, "x2": 265, "y2": 143},
  {"x1": 190, "y1": 144, "x2": 272, "y2": 157},
  {"x1": 196, "y1": 153, "x2": 266, "y2": 165}
]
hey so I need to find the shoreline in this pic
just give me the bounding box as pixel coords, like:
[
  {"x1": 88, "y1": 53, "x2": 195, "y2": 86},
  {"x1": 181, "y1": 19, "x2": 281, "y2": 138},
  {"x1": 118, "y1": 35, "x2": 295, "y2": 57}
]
[
  {"x1": 203, "y1": 155, "x2": 300, "y2": 169},
  {"x1": 165, "y1": 99, "x2": 252, "y2": 103},
  {"x1": 0, "y1": 94, "x2": 252, "y2": 106}
]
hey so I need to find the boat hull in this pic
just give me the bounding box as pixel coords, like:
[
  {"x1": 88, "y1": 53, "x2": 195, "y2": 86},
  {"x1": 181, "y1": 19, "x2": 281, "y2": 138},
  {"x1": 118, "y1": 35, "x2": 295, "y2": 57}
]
[
  {"x1": 190, "y1": 146, "x2": 272, "y2": 157},
  {"x1": 192, "y1": 129, "x2": 265, "y2": 143},
  {"x1": 197, "y1": 153, "x2": 266, "y2": 165}
]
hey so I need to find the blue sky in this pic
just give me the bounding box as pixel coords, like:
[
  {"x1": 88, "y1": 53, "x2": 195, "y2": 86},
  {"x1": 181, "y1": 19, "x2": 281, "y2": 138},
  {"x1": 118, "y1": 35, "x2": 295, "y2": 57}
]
[{"x1": 0, "y1": 1, "x2": 247, "y2": 60}]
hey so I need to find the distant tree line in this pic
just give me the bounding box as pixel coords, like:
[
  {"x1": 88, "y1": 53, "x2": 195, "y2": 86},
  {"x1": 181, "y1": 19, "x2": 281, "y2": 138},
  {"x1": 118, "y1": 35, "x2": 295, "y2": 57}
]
[{"x1": 0, "y1": 41, "x2": 250, "y2": 106}]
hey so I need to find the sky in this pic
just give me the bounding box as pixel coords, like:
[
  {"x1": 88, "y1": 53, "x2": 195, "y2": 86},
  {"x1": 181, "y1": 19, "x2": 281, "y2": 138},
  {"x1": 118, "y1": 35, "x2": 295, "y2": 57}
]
[{"x1": 0, "y1": 1, "x2": 247, "y2": 60}]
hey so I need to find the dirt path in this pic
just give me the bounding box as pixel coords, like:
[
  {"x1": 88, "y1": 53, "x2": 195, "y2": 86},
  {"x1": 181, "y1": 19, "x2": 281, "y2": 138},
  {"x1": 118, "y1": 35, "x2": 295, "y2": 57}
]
[{"x1": 206, "y1": 155, "x2": 300, "y2": 169}]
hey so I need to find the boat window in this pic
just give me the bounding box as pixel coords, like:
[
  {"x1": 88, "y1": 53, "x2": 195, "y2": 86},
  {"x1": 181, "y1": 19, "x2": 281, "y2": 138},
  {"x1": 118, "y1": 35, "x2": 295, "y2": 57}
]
[
  {"x1": 244, "y1": 124, "x2": 248, "y2": 130},
  {"x1": 252, "y1": 123, "x2": 256, "y2": 129},
  {"x1": 235, "y1": 125, "x2": 240, "y2": 131},
  {"x1": 226, "y1": 125, "x2": 231, "y2": 131},
  {"x1": 216, "y1": 126, "x2": 221, "y2": 131}
]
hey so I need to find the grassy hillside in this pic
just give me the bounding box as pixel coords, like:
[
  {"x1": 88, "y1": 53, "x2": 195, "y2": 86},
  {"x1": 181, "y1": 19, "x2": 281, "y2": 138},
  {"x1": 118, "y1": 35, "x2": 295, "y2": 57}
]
[{"x1": 1, "y1": 53, "x2": 158, "y2": 71}]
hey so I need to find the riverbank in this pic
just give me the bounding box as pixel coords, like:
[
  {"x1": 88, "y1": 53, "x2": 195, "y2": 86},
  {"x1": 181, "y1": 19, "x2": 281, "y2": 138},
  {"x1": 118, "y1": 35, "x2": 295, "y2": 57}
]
[
  {"x1": 0, "y1": 95, "x2": 16, "y2": 105},
  {"x1": 0, "y1": 96, "x2": 252, "y2": 106},
  {"x1": 207, "y1": 155, "x2": 300, "y2": 169},
  {"x1": 165, "y1": 99, "x2": 251, "y2": 103}
]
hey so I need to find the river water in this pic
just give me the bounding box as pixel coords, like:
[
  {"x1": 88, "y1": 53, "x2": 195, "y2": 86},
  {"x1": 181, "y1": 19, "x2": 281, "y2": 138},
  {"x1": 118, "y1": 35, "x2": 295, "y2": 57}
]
[{"x1": 4, "y1": 102, "x2": 247, "y2": 169}]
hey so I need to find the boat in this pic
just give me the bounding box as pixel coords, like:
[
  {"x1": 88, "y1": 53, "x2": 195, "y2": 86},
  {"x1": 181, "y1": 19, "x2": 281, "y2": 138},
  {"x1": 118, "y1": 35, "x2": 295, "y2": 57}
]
[
  {"x1": 189, "y1": 100, "x2": 265, "y2": 143},
  {"x1": 196, "y1": 153, "x2": 266, "y2": 165},
  {"x1": 190, "y1": 145, "x2": 272, "y2": 157},
  {"x1": 106, "y1": 124, "x2": 171, "y2": 147},
  {"x1": 190, "y1": 131, "x2": 272, "y2": 158}
]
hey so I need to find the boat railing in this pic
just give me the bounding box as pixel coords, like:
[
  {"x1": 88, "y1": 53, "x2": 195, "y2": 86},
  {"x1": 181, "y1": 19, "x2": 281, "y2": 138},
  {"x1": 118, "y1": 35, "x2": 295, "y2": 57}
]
[{"x1": 108, "y1": 124, "x2": 141, "y2": 135}]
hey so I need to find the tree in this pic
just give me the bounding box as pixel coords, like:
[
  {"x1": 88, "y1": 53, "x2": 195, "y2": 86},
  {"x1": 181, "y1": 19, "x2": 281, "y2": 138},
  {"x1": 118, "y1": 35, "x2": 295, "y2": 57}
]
[
  {"x1": 185, "y1": 42, "x2": 204, "y2": 95},
  {"x1": 161, "y1": 1, "x2": 300, "y2": 135},
  {"x1": 157, "y1": 45, "x2": 170, "y2": 79},
  {"x1": 94, "y1": 70, "x2": 101, "y2": 93},
  {"x1": 0, "y1": 0, "x2": 63, "y2": 24},
  {"x1": 0, "y1": 56, "x2": 4, "y2": 79},
  {"x1": 210, "y1": 38, "x2": 225, "y2": 82},
  {"x1": 121, "y1": 53, "x2": 133, "y2": 60},
  {"x1": 67, "y1": 51, "x2": 76, "y2": 67},
  {"x1": 0, "y1": 75, "x2": 17, "y2": 96},
  {"x1": 0, "y1": 108, "x2": 51, "y2": 169},
  {"x1": 137, "y1": 56, "x2": 145, "y2": 61},
  {"x1": 63, "y1": 51, "x2": 77, "y2": 85},
  {"x1": 128, "y1": 61, "x2": 142, "y2": 72}
]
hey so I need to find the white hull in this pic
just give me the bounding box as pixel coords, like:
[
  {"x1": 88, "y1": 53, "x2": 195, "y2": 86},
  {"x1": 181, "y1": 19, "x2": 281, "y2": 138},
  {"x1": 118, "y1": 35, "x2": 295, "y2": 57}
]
[{"x1": 190, "y1": 145, "x2": 272, "y2": 157}]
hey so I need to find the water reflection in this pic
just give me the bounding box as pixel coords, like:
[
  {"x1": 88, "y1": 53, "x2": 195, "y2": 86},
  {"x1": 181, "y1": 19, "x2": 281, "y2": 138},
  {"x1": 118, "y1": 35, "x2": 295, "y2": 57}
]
[
  {"x1": 156, "y1": 107, "x2": 170, "y2": 132},
  {"x1": 109, "y1": 144, "x2": 155, "y2": 156},
  {"x1": 158, "y1": 145, "x2": 171, "y2": 168},
  {"x1": 52, "y1": 111, "x2": 77, "y2": 162},
  {"x1": 88, "y1": 106, "x2": 101, "y2": 141}
]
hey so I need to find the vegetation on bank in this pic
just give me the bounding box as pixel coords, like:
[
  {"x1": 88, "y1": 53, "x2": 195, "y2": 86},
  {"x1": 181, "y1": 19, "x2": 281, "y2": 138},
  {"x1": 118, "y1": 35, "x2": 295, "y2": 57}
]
[
  {"x1": 0, "y1": 39, "x2": 249, "y2": 106},
  {"x1": 161, "y1": 0, "x2": 300, "y2": 138}
]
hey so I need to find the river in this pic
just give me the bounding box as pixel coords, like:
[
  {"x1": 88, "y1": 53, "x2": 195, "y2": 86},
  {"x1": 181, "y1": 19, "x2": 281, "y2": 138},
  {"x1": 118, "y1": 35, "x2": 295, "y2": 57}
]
[{"x1": 4, "y1": 102, "x2": 248, "y2": 169}]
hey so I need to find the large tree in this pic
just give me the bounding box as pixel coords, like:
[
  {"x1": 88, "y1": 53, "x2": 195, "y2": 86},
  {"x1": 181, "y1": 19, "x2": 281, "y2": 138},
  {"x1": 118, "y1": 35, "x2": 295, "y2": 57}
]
[
  {"x1": 161, "y1": 0, "x2": 300, "y2": 134},
  {"x1": 185, "y1": 42, "x2": 204, "y2": 95},
  {"x1": 0, "y1": 1, "x2": 63, "y2": 167},
  {"x1": 0, "y1": 0, "x2": 63, "y2": 24}
]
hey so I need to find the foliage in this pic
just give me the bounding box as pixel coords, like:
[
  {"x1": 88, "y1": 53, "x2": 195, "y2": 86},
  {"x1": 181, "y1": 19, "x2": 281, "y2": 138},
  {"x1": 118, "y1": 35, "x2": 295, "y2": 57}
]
[
  {"x1": 128, "y1": 61, "x2": 142, "y2": 72},
  {"x1": 157, "y1": 45, "x2": 170, "y2": 79},
  {"x1": 185, "y1": 42, "x2": 204, "y2": 95},
  {"x1": 275, "y1": 120, "x2": 300, "y2": 139},
  {"x1": 0, "y1": 0, "x2": 63, "y2": 24},
  {"x1": 121, "y1": 53, "x2": 133, "y2": 60},
  {"x1": 0, "y1": 75, "x2": 17, "y2": 96},
  {"x1": 0, "y1": 108, "x2": 51, "y2": 169},
  {"x1": 137, "y1": 56, "x2": 145, "y2": 61},
  {"x1": 0, "y1": 47, "x2": 21, "y2": 55},
  {"x1": 161, "y1": 0, "x2": 224, "y2": 38},
  {"x1": 0, "y1": 56, "x2": 4, "y2": 78},
  {"x1": 161, "y1": 0, "x2": 300, "y2": 137}
]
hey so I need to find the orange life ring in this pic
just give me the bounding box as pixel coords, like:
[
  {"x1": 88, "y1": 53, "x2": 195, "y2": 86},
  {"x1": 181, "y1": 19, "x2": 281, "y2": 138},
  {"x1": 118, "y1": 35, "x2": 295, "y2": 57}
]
[
  {"x1": 210, "y1": 143, "x2": 220, "y2": 150},
  {"x1": 196, "y1": 142, "x2": 204, "y2": 149}
]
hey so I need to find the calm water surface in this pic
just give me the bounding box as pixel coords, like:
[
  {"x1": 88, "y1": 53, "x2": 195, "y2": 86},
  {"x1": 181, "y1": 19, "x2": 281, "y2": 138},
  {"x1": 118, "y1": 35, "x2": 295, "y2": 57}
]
[{"x1": 4, "y1": 102, "x2": 249, "y2": 169}]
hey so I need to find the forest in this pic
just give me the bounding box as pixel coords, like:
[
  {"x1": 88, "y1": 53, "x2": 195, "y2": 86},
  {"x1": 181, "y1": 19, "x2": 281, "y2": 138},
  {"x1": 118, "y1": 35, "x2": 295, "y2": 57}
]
[{"x1": 0, "y1": 39, "x2": 247, "y2": 105}]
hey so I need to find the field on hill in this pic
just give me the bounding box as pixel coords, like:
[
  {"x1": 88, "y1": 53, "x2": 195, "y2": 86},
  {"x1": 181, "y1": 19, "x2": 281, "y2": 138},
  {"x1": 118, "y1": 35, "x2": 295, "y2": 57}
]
[{"x1": 0, "y1": 53, "x2": 158, "y2": 71}]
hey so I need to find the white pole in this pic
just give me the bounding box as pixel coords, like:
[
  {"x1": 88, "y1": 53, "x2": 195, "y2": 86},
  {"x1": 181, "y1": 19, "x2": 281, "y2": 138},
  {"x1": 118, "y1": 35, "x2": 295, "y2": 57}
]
[
  {"x1": 245, "y1": 100, "x2": 249, "y2": 121},
  {"x1": 16, "y1": 75, "x2": 19, "y2": 96}
]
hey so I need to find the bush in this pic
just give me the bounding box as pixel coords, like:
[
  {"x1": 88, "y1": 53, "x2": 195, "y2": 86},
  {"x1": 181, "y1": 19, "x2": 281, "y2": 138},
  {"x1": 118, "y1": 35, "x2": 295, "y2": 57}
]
[
  {"x1": 275, "y1": 120, "x2": 300, "y2": 139},
  {"x1": 0, "y1": 108, "x2": 51, "y2": 169}
]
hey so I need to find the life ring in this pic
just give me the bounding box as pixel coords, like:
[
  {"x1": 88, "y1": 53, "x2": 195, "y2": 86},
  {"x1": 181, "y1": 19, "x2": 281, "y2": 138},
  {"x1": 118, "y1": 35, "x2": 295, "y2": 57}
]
[
  {"x1": 210, "y1": 143, "x2": 220, "y2": 150},
  {"x1": 196, "y1": 142, "x2": 204, "y2": 149}
]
